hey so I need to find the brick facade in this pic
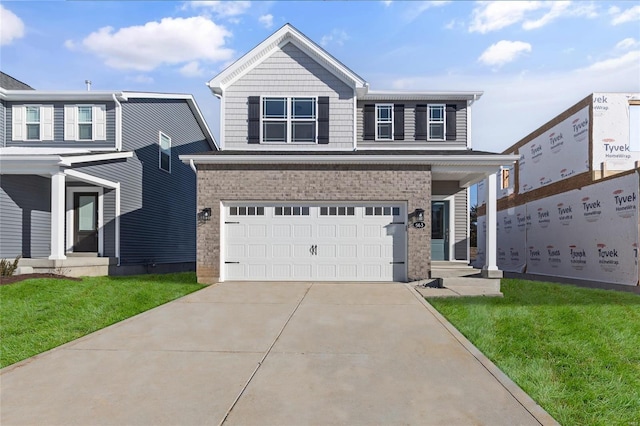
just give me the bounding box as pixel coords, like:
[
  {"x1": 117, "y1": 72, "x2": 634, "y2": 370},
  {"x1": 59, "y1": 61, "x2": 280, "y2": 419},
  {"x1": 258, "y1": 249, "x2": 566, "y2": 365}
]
[{"x1": 196, "y1": 164, "x2": 432, "y2": 283}]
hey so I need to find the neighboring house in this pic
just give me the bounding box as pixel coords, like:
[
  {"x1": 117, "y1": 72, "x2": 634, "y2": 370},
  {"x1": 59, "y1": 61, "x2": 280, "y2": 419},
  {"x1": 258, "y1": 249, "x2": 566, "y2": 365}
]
[
  {"x1": 474, "y1": 93, "x2": 640, "y2": 288},
  {"x1": 181, "y1": 24, "x2": 518, "y2": 283},
  {"x1": 0, "y1": 73, "x2": 217, "y2": 276}
]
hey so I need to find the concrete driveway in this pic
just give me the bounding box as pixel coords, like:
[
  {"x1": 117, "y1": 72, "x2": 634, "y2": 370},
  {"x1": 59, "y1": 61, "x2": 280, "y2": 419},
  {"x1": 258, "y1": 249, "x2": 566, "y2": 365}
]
[{"x1": 1, "y1": 282, "x2": 557, "y2": 425}]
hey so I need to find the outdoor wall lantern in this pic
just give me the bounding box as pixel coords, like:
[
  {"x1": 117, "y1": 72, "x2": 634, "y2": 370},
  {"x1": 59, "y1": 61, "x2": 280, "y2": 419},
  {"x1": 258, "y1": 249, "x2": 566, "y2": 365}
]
[{"x1": 198, "y1": 208, "x2": 212, "y2": 222}]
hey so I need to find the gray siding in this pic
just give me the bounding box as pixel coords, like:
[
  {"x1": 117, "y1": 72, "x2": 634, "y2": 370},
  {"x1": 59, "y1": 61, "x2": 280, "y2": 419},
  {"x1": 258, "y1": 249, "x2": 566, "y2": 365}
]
[
  {"x1": 224, "y1": 42, "x2": 354, "y2": 150},
  {"x1": 0, "y1": 175, "x2": 51, "y2": 259},
  {"x1": 433, "y1": 181, "x2": 468, "y2": 261},
  {"x1": 5, "y1": 101, "x2": 116, "y2": 149},
  {"x1": 72, "y1": 99, "x2": 209, "y2": 265},
  {"x1": 1, "y1": 100, "x2": 5, "y2": 147},
  {"x1": 357, "y1": 101, "x2": 468, "y2": 148}
]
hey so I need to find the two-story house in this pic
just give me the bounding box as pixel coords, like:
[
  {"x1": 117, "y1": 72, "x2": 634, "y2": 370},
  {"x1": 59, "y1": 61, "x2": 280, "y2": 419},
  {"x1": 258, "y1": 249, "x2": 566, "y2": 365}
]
[
  {"x1": 0, "y1": 72, "x2": 217, "y2": 276},
  {"x1": 182, "y1": 24, "x2": 518, "y2": 283}
]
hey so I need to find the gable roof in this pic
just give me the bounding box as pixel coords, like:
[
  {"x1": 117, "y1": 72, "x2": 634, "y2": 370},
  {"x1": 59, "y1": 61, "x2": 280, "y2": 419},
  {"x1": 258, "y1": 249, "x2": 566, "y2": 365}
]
[
  {"x1": 0, "y1": 72, "x2": 34, "y2": 90},
  {"x1": 208, "y1": 23, "x2": 369, "y2": 97}
]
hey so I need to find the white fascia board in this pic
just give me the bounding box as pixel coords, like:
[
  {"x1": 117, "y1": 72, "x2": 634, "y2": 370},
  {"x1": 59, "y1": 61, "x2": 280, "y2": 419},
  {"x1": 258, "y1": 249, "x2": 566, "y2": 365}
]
[
  {"x1": 0, "y1": 89, "x2": 126, "y2": 102},
  {"x1": 59, "y1": 151, "x2": 133, "y2": 166},
  {"x1": 207, "y1": 23, "x2": 367, "y2": 95},
  {"x1": 361, "y1": 90, "x2": 484, "y2": 101},
  {"x1": 181, "y1": 153, "x2": 520, "y2": 166}
]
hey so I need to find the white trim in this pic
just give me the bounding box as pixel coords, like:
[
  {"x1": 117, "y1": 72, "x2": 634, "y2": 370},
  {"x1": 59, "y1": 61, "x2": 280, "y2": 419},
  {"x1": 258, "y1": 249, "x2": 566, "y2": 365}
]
[
  {"x1": 181, "y1": 153, "x2": 520, "y2": 166},
  {"x1": 66, "y1": 186, "x2": 104, "y2": 256},
  {"x1": 432, "y1": 195, "x2": 455, "y2": 261}
]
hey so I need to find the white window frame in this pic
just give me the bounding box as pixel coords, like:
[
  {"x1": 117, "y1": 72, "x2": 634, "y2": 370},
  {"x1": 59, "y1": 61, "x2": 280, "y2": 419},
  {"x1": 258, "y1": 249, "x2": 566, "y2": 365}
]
[
  {"x1": 375, "y1": 104, "x2": 394, "y2": 141},
  {"x1": 12, "y1": 104, "x2": 54, "y2": 141},
  {"x1": 159, "y1": 131, "x2": 171, "y2": 173},
  {"x1": 64, "y1": 104, "x2": 106, "y2": 141},
  {"x1": 427, "y1": 104, "x2": 446, "y2": 141},
  {"x1": 261, "y1": 96, "x2": 318, "y2": 144}
]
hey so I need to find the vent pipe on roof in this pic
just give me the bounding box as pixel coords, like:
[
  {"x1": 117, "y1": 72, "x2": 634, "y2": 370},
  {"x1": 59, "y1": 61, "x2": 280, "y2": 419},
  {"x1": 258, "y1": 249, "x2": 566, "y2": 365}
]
[{"x1": 85, "y1": 80, "x2": 92, "y2": 91}]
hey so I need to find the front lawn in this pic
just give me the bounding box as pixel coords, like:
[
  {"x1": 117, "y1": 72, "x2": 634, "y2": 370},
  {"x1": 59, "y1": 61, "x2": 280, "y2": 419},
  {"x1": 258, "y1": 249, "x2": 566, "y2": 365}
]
[
  {"x1": 0, "y1": 273, "x2": 204, "y2": 368},
  {"x1": 428, "y1": 279, "x2": 640, "y2": 426}
]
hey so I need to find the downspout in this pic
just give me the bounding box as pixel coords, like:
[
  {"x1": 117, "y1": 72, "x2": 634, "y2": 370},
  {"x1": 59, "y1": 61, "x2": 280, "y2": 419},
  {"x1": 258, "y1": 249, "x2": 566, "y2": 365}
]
[{"x1": 112, "y1": 94, "x2": 123, "y2": 151}]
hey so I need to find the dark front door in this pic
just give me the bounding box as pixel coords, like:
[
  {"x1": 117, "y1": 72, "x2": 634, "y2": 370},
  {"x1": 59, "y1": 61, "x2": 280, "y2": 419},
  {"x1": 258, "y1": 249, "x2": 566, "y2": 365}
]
[
  {"x1": 431, "y1": 201, "x2": 449, "y2": 261},
  {"x1": 74, "y1": 193, "x2": 98, "y2": 252}
]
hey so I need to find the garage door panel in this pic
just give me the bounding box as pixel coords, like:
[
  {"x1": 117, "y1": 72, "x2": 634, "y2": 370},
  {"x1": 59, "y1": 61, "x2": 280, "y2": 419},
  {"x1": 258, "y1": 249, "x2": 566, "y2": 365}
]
[{"x1": 223, "y1": 203, "x2": 407, "y2": 281}]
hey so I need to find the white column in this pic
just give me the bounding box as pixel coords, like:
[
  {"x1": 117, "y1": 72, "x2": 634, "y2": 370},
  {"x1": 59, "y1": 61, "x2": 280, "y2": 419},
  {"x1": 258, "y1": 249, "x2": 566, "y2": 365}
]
[
  {"x1": 482, "y1": 172, "x2": 501, "y2": 278},
  {"x1": 49, "y1": 172, "x2": 67, "y2": 260}
]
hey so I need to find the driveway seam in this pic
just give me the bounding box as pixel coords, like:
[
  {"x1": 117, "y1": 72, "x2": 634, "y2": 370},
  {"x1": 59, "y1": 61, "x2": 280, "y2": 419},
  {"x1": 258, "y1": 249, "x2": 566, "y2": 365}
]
[{"x1": 218, "y1": 282, "x2": 313, "y2": 426}]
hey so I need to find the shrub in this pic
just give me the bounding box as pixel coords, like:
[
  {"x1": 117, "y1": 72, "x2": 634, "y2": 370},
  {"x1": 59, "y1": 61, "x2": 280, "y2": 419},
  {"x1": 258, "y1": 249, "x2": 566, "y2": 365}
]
[{"x1": 0, "y1": 256, "x2": 21, "y2": 277}]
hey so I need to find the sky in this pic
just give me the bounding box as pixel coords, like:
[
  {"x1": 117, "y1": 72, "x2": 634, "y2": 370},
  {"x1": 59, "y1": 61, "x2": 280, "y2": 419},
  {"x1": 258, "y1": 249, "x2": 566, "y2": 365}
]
[{"x1": 2, "y1": 0, "x2": 639, "y2": 155}]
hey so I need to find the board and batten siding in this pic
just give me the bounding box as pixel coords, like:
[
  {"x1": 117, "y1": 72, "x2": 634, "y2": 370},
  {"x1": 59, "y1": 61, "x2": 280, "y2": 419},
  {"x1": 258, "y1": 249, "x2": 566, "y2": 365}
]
[
  {"x1": 0, "y1": 175, "x2": 51, "y2": 259},
  {"x1": 433, "y1": 181, "x2": 469, "y2": 260},
  {"x1": 5, "y1": 101, "x2": 116, "y2": 149},
  {"x1": 72, "y1": 99, "x2": 210, "y2": 265},
  {"x1": 224, "y1": 42, "x2": 355, "y2": 150},
  {"x1": 357, "y1": 101, "x2": 468, "y2": 148}
]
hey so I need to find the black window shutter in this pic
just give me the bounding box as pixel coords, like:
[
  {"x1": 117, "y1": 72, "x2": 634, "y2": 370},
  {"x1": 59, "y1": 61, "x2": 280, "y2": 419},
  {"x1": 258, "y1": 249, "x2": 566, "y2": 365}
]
[
  {"x1": 363, "y1": 104, "x2": 375, "y2": 140},
  {"x1": 394, "y1": 104, "x2": 404, "y2": 140},
  {"x1": 446, "y1": 104, "x2": 457, "y2": 141},
  {"x1": 415, "y1": 105, "x2": 428, "y2": 141},
  {"x1": 317, "y1": 96, "x2": 329, "y2": 144},
  {"x1": 248, "y1": 96, "x2": 260, "y2": 144}
]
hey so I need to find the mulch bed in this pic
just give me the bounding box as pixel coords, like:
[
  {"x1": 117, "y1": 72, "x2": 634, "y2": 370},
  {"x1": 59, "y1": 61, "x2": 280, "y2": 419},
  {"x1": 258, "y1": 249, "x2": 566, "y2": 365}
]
[{"x1": 0, "y1": 273, "x2": 82, "y2": 285}]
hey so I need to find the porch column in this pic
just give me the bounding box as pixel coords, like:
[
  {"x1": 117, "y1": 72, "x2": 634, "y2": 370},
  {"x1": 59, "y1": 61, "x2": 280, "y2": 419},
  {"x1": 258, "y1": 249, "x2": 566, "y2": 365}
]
[
  {"x1": 49, "y1": 171, "x2": 66, "y2": 260},
  {"x1": 482, "y1": 172, "x2": 501, "y2": 278}
]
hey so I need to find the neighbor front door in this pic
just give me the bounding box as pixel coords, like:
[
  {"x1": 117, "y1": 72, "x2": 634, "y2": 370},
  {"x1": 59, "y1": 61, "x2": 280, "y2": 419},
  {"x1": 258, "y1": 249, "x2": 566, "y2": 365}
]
[
  {"x1": 74, "y1": 193, "x2": 98, "y2": 252},
  {"x1": 431, "y1": 201, "x2": 449, "y2": 261}
]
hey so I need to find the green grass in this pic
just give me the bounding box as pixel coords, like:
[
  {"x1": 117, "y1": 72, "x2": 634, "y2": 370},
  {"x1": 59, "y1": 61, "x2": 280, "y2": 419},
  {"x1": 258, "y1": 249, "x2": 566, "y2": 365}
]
[
  {"x1": 0, "y1": 273, "x2": 204, "y2": 368},
  {"x1": 428, "y1": 279, "x2": 640, "y2": 426}
]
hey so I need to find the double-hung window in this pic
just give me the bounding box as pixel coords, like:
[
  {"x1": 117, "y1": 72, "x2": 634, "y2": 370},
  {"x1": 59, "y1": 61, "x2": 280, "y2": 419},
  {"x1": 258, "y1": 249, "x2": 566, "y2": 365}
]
[
  {"x1": 375, "y1": 104, "x2": 393, "y2": 140},
  {"x1": 12, "y1": 105, "x2": 53, "y2": 141},
  {"x1": 25, "y1": 106, "x2": 41, "y2": 140},
  {"x1": 64, "y1": 104, "x2": 106, "y2": 141},
  {"x1": 159, "y1": 132, "x2": 171, "y2": 173},
  {"x1": 428, "y1": 105, "x2": 445, "y2": 141},
  {"x1": 262, "y1": 97, "x2": 317, "y2": 143}
]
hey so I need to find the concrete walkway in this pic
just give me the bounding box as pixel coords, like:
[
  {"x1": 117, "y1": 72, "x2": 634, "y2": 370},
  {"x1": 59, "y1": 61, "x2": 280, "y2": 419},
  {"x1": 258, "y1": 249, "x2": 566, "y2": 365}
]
[{"x1": 1, "y1": 282, "x2": 558, "y2": 425}]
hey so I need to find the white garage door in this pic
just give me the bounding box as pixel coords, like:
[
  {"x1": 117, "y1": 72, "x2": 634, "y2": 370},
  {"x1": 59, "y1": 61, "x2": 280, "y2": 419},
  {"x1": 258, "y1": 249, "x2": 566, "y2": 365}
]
[{"x1": 223, "y1": 203, "x2": 407, "y2": 282}]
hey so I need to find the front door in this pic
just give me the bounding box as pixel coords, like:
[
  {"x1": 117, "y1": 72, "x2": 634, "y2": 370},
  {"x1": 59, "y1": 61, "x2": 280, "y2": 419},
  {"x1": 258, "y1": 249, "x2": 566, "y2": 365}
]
[
  {"x1": 74, "y1": 193, "x2": 98, "y2": 252},
  {"x1": 431, "y1": 201, "x2": 449, "y2": 261}
]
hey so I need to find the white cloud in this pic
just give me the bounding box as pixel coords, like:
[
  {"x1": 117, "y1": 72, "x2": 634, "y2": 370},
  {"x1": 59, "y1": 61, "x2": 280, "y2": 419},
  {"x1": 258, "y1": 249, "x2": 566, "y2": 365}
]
[
  {"x1": 0, "y1": 5, "x2": 25, "y2": 46},
  {"x1": 390, "y1": 50, "x2": 640, "y2": 153},
  {"x1": 610, "y1": 4, "x2": 640, "y2": 25},
  {"x1": 69, "y1": 16, "x2": 233, "y2": 71},
  {"x1": 470, "y1": 1, "x2": 598, "y2": 33},
  {"x1": 469, "y1": 1, "x2": 541, "y2": 33},
  {"x1": 179, "y1": 61, "x2": 205, "y2": 77},
  {"x1": 258, "y1": 14, "x2": 273, "y2": 29},
  {"x1": 478, "y1": 40, "x2": 532, "y2": 67},
  {"x1": 184, "y1": 1, "x2": 251, "y2": 17},
  {"x1": 320, "y1": 29, "x2": 349, "y2": 47},
  {"x1": 616, "y1": 38, "x2": 639, "y2": 51}
]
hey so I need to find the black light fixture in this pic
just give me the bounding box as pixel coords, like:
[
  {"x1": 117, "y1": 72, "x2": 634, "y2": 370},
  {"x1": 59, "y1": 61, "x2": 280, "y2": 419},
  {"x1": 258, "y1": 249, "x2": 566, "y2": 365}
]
[
  {"x1": 198, "y1": 207, "x2": 212, "y2": 222},
  {"x1": 415, "y1": 208, "x2": 425, "y2": 222}
]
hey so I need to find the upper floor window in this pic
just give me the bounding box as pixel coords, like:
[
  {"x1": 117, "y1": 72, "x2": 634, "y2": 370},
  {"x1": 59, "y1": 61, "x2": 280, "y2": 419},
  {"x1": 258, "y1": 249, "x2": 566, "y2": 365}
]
[
  {"x1": 64, "y1": 104, "x2": 106, "y2": 141},
  {"x1": 159, "y1": 132, "x2": 171, "y2": 173},
  {"x1": 11, "y1": 105, "x2": 54, "y2": 141},
  {"x1": 428, "y1": 105, "x2": 445, "y2": 141},
  {"x1": 415, "y1": 104, "x2": 457, "y2": 142},
  {"x1": 375, "y1": 104, "x2": 393, "y2": 141},
  {"x1": 262, "y1": 97, "x2": 317, "y2": 143}
]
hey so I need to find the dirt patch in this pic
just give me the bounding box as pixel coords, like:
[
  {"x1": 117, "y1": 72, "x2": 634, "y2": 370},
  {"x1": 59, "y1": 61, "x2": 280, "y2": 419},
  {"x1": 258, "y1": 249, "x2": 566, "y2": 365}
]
[{"x1": 0, "y1": 273, "x2": 82, "y2": 285}]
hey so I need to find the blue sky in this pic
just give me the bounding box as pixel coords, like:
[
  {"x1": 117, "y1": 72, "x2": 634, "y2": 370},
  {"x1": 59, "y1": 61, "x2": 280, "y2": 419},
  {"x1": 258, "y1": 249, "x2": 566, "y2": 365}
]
[{"x1": 2, "y1": 0, "x2": 639, "y2": 155}]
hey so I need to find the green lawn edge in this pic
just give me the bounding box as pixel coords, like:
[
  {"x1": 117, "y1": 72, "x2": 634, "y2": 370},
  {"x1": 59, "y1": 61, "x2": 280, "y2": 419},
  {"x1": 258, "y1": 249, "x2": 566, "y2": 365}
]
[
  {"x1": 0, "y1": 272, "x2": 205, "y2": 368},
  {"x1": 427, "y1": 278, "x2": 640, "y2": 426}
]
